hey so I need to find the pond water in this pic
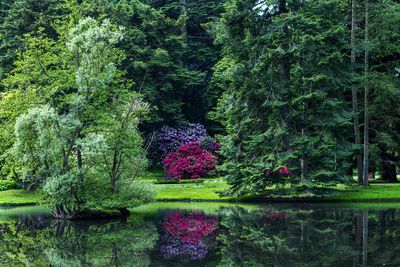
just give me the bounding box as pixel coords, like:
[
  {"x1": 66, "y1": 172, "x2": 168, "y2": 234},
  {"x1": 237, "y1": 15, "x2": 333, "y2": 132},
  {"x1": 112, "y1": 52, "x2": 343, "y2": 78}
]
[{"x1": 0, "y1": 202, "x2": 399, "y2": 266}]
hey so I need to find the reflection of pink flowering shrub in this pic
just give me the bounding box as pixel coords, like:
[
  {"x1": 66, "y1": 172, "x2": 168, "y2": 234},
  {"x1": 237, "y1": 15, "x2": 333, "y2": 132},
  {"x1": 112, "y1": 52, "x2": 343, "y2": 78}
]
[
  {"x1": 160, "y1": 235, "x2": 208, "y2": 260},
  {"x1": 268, "y1": 211, "x2": 287, "y2": 220},
  {"x1": 160, "y1": 211, "x2": 219, "y2": 261},
  {"x1": 163, "y1": 142, "x2": 218, "y2": 179},
  {"x1": 163, "y1": 212, "x2": 219, "y2": 243}
]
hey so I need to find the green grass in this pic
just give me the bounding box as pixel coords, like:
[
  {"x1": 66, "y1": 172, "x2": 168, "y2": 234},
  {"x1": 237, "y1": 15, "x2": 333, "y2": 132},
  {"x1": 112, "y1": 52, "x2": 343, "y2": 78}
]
[
  {"x1": 139, "y1": 170, "x2": 230, "y2": 201},
  {"x1": 0, "y1": 189, "x2": 43, "y2": 206},
  {"x1": 3, "y1": 171, "x2": 400, "y2": 205},
  {"x1": 327, "y1": 183, "x2": 400, "y2": 201},
  {"x1": 154, "y1": 179, "x2": 230, "y2": 201}
]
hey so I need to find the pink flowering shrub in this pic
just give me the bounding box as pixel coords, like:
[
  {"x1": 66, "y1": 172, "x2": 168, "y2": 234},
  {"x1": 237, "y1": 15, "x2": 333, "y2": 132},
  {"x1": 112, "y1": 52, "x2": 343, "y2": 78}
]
[
  {"x1": 163, "y1": 142, "x2": 218, "y2": 179},
  {"x1": 263, "y1": 165, "x2": 290, "y2": 185},
  {"x1": 278, "y1": 166, "x2": 290, "y2": 175}
]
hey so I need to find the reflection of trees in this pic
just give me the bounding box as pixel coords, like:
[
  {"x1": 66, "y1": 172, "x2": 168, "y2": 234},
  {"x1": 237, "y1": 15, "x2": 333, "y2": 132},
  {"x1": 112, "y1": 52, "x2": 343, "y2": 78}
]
[
  {"x1": 365, "y1": 209, "x2": 400, "y2": 266},
  {"x1": 0, "y1": 214, "x2": 50, "y2": 266},
  {"x1": 217, "y1": 206, "x2": 360, "y2": 266},
  {"x1": 0, "y1": 216, "x2": 158, "y2": 266},
  {"x1": 5, "y1": 206, "x2": 400, "y2": 266},
  {"x1": 44, "y1": 217, "x2": 158, "y2": 267}
]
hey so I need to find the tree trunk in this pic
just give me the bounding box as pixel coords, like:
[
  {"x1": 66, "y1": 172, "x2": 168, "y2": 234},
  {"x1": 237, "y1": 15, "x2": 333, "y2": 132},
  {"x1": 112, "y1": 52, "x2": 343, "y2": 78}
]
[
  {"x1": 179, "y1": 0, "x2": 187, "y2": 38},
  {"x1": 351, "y1": 0, "x2": 363, "y2": 184},
  {"x1": 381, "y1": 160, "x2": 397, "y2": 182},
  {"x1": 362, "y1": 0, "x2": 369, "y2": 186},
  {"x1": 278, "y1": 0, "x2": 295, "y2": 174}
]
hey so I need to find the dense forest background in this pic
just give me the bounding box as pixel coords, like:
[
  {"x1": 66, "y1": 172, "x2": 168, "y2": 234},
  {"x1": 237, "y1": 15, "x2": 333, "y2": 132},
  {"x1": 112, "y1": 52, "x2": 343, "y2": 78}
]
[{"x1": 0, "y1": 0, "x2": 399, "y2": 200}]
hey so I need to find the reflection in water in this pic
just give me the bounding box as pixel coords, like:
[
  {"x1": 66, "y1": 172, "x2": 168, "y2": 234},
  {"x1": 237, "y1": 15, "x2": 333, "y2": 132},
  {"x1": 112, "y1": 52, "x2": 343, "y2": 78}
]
[
  {"x1": 1, "y1": 205, "x2": 400, "y2": 266},
  {"x1": 159, "y1": 211, "x2": 218, "y2": 261}
]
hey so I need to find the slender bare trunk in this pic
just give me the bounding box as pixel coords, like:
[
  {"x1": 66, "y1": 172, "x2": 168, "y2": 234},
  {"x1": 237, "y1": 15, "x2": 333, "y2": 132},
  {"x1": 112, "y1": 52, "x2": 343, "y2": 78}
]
[
  {"x1": 362, "y1": 0, "x2": 369, "y2": 186},
  {"x1": 278, "y1": 0, "x2": 295, "y2": 173},
  {"x1": 179, "y1": 0, "x2": 187, "y2": 39},
  {"x1": 351, "y1": 0, "x2": 363, "y2": 184}
]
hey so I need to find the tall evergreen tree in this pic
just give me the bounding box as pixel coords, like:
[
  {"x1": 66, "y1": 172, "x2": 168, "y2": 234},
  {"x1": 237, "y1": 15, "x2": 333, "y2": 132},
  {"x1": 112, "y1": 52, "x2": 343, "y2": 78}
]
[
  {"x1": 211, "y1": 0, "x2": 353, "y2": 195},
  {"x1": 0, "y1": 0, "x2": 64, "y2": 83},
  {"x1": 147, "y1": 0, "x2": 225, "y2": 126},
  {"x1": 365, "y1": 0, "x2": 400, "y2": 182}
]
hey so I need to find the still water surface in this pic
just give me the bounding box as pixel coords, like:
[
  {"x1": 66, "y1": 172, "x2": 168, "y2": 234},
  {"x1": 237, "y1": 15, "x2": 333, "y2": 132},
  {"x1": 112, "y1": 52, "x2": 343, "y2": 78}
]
[{"x1": 0, "y1": 202, "x2": 399, "y2": 266}]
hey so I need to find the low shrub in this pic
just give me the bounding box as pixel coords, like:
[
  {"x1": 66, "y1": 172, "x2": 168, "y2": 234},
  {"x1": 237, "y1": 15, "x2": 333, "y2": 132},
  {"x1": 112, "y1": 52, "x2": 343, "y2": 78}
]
[
  {"x1": 150, "y1": 123, "x2": 220, "y2": 167},
  {"x1": 0, "y1": 180, "x2": 20, "y2": 191},
  {"x1": 163, "y1": 142, "x2": 218, "y2": 180},
  {"x1": 157, "y1": 123, "x2": 207, "y2": 157}
]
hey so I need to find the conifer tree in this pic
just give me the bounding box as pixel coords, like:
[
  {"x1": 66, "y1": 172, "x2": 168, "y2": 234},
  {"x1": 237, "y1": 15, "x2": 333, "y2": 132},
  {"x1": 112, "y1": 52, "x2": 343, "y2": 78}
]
[
  {"x1": 211, "y1": 0, "x2": 353, "y2": 195},
  {"x1": 0, "y1": 0, "x2": 64, "y2": 82}
]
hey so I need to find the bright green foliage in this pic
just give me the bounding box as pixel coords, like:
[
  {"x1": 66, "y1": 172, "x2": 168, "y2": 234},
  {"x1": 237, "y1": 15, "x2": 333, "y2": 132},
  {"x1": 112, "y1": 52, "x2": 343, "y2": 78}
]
[
  {"x1": 61, "y1": 0, "x2": 212, "y2": 129},
  {"x1": 0, "y1": 25, "x2": 75, "y2": 181},
  {"x1": 12, "y1": 18, "x2": 154, "y2": 215},
  {"x1": 211, "y1": 0, "x2": 354, "y2": 196}
]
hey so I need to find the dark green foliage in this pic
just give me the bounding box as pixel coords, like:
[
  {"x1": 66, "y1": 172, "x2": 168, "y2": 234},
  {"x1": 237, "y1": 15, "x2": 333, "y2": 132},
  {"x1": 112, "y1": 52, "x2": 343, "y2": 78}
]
[
  {"x1": 364, "y1": 1, "x2": 400, "y2": 181},
  {"x1": 147, "y1": 0, "x2": 225, "y2": 126},
  {"x1": 0, "y1": 0, "x2": 65, "y2": 82},
  {"x1": 211, "y1": 0, "x2": 354, "y2": 195}
]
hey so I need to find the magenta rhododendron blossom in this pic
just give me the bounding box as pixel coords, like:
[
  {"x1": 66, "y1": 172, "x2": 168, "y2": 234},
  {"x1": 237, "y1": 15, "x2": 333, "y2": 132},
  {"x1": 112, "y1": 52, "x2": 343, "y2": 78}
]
[
  {"x1": 278, "y1": 166, "x2": 290, "y2": 175},
  {"x1": 156, "y1": 123, "x2": 208, "y2": 157},
  {"x1": 163, "y1": 142, "x2": 218, "y2": 179},
  {"x1": 151, "y1": 123, "x2": 220, "y2": 167}
]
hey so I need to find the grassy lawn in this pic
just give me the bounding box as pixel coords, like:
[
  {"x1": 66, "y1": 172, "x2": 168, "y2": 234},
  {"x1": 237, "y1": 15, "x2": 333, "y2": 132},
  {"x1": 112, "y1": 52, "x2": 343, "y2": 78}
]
[
  {"x1": 0, "y1": 189, "x2": 43, "y2": 206},
  {"x1": 327, "y1": 184, "x2": 400, "y2": 201},
  {"x1": 154, "y1": 180, "x2": 230, "y2": 201},
  {"x1": 139, "y1": 170, "x2": 231, "y2": 201},
  {"x1": 3, "y1": 171, "x2": 400, "y2": 205}
]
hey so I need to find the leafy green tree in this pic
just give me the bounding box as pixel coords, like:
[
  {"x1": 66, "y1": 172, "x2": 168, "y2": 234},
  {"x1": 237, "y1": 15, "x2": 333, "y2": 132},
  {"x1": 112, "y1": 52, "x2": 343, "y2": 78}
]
[
  {"x1": 0, "y1": 28, "x2": 75, "y2": 182},
  {"x1": 13, "y1": 18, "x2": 154, "y2": 217}
]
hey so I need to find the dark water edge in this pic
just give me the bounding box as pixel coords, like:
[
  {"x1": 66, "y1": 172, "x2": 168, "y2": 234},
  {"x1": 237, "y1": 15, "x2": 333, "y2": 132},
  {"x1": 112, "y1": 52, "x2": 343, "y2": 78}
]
[{"x1": 0, "y1": 202, "x2": 400, "y2": 266}]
